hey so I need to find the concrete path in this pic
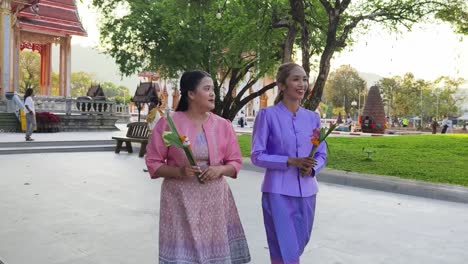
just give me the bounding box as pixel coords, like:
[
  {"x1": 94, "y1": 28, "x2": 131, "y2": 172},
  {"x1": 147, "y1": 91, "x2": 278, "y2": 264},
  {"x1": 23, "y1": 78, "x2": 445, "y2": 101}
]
[
  {"x1": 1, "y1": 152, "x2": 468, "y2": 264},
  {"x1": 2, "y1": 124, "x2": 468, "y2": 203},
  {"x1": 0, "y1": 124, "x2": 128, "y2": 143}
]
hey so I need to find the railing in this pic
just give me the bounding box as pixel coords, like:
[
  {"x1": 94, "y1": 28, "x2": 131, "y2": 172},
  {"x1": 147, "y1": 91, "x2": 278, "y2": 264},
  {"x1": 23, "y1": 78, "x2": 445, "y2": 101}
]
[
  {"x1": 5, "y1": 92, "x2": 25, "y2": 120},
  {"x1": 34, "y1": 96, "x2": 130, "y2": 116}
]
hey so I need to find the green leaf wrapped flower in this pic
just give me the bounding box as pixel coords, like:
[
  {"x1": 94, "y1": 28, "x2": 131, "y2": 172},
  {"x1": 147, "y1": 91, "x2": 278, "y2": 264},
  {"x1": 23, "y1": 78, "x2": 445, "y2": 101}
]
[{"x1": 162, "y1": 112, "x2": 203, "y2": 183}]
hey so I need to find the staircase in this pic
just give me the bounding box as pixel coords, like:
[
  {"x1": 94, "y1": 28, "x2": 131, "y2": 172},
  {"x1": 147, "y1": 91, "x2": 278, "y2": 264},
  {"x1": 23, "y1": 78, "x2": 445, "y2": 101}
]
[
  {"x1": 0, "y1": 112, "x2": 20, "y2": 132},
  {"x1": 0, "y1": 140, "x2": 115, "y2": 155}
]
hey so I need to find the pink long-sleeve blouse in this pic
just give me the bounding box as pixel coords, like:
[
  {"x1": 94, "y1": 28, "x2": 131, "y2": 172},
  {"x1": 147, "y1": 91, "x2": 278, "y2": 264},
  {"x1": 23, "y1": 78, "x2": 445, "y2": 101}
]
[{"x1": 145, "y1": 111, "x2": 242, "y2": 179}]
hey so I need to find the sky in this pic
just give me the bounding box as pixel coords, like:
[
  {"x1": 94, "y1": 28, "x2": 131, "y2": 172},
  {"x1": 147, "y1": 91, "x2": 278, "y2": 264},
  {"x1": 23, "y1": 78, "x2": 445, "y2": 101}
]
[
  {"x1": 74, "y1": 1, "x2": 468, "y2": 86},
  {"x1": 332, "y1": 23, "x2": 468, "y2": 82}
]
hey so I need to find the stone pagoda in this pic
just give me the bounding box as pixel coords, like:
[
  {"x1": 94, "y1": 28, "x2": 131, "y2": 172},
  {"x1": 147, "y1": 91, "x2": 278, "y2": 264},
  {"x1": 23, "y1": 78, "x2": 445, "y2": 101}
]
[{"x1": 361, "y1": 85, "x2": 386, "y2": 134}]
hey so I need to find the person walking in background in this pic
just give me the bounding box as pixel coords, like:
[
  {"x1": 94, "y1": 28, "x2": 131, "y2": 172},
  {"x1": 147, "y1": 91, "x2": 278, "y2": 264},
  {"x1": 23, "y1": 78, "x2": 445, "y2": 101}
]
[
  {"x1": 23, "y1": 88, "x2": 36, "y2": 141},
  {"x1": 431, "y1": 119, "x2": 439, "y2": 134},
  {"x1": 239, "y1": 110, "x2": 246, "y2": 128},
  {"x1": 441, "y1": 115, "x2": 449, "y2": 134},
  {"x1": 346, "y1": 114, "x2": 353, "y2": 131},
  {"x1": 145, "y1": 71, "x2": 251, "y2": 264},
  {"x1": 251, "y1": 63, "x2": 327, "y2": 264},
  {"x1": 402, "y1": 117, "x2": 408, "y2": 128}
]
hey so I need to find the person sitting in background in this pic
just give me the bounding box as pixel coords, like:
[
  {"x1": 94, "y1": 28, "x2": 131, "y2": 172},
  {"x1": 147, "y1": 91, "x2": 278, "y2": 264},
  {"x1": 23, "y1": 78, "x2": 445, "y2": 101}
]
[{"x1": 146, "y1": 95, "x2": 164, "y2": 133}]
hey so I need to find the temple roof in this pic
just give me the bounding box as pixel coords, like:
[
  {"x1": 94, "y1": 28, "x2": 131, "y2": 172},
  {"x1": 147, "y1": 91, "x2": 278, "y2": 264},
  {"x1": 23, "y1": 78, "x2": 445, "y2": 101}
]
[{"x1": 15, "y1": 0, "x2": 87, "y2": 37}]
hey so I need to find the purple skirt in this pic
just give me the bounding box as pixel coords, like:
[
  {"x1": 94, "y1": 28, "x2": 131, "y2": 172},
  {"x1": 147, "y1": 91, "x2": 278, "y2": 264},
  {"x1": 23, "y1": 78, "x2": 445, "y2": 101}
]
[{"x1": 262, "y1": 193, "x2": 317, "y2": 264}]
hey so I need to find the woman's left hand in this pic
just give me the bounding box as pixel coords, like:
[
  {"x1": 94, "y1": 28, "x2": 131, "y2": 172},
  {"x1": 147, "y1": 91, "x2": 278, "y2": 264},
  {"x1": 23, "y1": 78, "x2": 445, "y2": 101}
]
[
  {"x1": 300, "y1": 167, "x2": 313, "y2": 176},
  {"x1": 199, "y1": 166, "x2": 224, "y2": 182}
]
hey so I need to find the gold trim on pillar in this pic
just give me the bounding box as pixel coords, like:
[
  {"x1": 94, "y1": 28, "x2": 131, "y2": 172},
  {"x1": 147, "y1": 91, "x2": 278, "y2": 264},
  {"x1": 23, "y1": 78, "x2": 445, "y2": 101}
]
[
  {"x1": 0, "y1": 0, "x2": 12, "y2": 98},
  {"x1": 59, "y1": 35, "x2": 71, "y2": 97},
  {"x1": 12, "y1": 24, "x2": 20, "y2": 93},
  {"x1": 20, "y1": 31, "x2": 64, "y2": 45},
  {"x1": 0, "y1": 0, "x2": 12, "y2": 13}
]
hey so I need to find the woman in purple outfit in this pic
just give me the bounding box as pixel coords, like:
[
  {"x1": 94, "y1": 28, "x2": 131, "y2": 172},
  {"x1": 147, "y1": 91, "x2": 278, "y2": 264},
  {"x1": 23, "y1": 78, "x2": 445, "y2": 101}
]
[{"x1": 251, "y1": 62, "x2": 327, "y2": 264}]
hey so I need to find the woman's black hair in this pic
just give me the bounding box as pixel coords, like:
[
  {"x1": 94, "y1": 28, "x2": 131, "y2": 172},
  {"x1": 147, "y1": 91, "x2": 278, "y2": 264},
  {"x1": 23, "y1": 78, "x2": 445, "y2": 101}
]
[
  {"x1": 24, "y1": 88, "x2": 34, "y2": 102},
  {"x1": 175, "y1": 70, "x2": 211, "y2": 112}
]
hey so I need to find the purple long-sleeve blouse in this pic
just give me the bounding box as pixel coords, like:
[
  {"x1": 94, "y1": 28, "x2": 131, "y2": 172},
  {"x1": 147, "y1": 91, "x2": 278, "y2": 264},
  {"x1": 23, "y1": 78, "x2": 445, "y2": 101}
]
[{"x1": 251, "y1": 102, "x2": 327, "y2": 197}]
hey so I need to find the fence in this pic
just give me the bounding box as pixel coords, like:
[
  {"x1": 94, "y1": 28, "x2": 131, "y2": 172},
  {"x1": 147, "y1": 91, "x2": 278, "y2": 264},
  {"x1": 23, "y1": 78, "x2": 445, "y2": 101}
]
[{"x1": 33, "y1": 96, "x2": 130, "y2": 118}]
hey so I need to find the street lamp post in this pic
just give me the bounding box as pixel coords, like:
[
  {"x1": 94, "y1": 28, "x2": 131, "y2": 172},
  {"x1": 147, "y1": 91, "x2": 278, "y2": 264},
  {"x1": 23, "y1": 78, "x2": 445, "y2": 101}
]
[
  {"x1": 435, "y1": 79, "x2": 444, "y2": 120},
  {"x1": 351, "y1": 100, "x2": 357, "y2": 120},
  {"x1": 420, "y1": 87, "x2": 423, "y2": 128},
  {"x1": 343, "y1": 95, "x2": 346, "y2": 113},
  {"x1": 358, "y1": 87, "x2": 362, "y2": 116}
]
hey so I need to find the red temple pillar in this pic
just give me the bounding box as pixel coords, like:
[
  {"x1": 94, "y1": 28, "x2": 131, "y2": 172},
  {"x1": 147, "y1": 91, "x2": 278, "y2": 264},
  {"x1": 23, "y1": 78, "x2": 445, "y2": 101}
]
[{"x1": 40, "y1": 43, "x2": 52, "y2": 96}]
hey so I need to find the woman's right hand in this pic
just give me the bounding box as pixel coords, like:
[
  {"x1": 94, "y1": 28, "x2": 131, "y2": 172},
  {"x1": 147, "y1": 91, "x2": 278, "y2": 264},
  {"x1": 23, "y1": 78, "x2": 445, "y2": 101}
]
[
  {"x1": 180, "y1": 165, "x2": 202, "y2": 178},
  {"x1": 287, "y1": 157, "x2": 316, "y2": 173}
]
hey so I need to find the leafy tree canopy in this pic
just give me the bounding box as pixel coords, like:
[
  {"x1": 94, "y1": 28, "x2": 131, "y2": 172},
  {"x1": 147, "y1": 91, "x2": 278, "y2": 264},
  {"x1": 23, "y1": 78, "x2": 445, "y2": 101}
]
[
  {"x1": 93, "y1": 0, "x2": 283, "y2": 77},
  {"x1": 92, "y1": 0, "x2": 468, "y2": 117},
  {"x1": 19, "y1": 50, "x2": 41, "y2": 93},
  {"x1": 324, "y1": 64, "x2": 366, "y2": 114},
  {"x1": 92, "y1": 0, "x2": 288, "y2": 119},
  {"x1": 436, "y1": 2, "x2": 468, "y2": 35},
  {"x1": 377, "y1": 73, "x2": 464, "y2": 120}
]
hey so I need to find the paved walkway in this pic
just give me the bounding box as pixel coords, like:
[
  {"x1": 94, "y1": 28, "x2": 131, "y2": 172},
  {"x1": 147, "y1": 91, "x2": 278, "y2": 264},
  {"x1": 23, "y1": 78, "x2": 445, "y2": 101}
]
[
  {"x1": 1, "y1": 152, "x2": 468, "y2": 264},
  {"x1": 0, "y1": 124, "x2": 128, "y2": 143},
  {"x1": 2, "y1": 124, "x2": 468, "y2": 204}
]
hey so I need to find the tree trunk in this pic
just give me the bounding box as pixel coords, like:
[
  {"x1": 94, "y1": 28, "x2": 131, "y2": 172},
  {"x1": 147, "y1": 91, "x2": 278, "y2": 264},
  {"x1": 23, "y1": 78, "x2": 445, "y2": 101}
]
[
  {"x1": 223, "y1": 82, "x2": 277, "y2": 120},
  {"x1": 304, "y1": 10, "x2": 340, "y2": 111},
  {"x1": 301, "y1": 26, "x2": 310, "y2": 78},
  {"x1": 215, "y1": 82, "x2": 276, "y2": 121},
  {"x1": 212, "y1": 61, "x2": 276, "y2": 120},
  {"x1": 289, "y1": 0, "x2": 310, "y2": 77},
  {"x1": 283, "y1": 25, "x2": 298, "y2": 63}
]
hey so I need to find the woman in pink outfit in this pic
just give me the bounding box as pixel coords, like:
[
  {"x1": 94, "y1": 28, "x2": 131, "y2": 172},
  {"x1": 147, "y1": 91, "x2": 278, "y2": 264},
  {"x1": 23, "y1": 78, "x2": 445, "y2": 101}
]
[{"x1": 145, "y1": 71, "x2": 251, "y2": 264}]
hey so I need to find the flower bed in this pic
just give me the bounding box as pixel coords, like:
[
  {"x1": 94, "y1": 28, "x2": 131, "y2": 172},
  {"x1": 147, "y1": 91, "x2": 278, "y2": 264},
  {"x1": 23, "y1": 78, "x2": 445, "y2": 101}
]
[{"x1": 35, "y1": 112, "x2": 61, "y2": 133}]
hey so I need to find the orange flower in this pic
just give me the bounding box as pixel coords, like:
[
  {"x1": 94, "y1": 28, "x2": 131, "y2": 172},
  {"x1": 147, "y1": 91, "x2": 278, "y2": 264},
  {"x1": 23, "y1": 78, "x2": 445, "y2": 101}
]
[
  {"x1": 311, "y1": 138, "x2": 320, "y2": 146},
  {"x1": 179, "y1": 135, "x2": 186, "y2": 143}
]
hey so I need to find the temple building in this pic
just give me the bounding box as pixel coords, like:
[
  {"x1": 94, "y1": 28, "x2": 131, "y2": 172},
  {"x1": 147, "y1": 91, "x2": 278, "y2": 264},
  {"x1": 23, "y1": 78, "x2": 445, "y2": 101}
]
[{"x1": 0, "y1": 0, "x2": 86, "y2": 101}]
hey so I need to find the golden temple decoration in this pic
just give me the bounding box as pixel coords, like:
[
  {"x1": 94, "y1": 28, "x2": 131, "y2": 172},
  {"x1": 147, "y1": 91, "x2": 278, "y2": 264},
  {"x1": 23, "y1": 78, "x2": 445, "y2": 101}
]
[{"x1": 20, "y1": 31, "x2": 64, "y2": 45}]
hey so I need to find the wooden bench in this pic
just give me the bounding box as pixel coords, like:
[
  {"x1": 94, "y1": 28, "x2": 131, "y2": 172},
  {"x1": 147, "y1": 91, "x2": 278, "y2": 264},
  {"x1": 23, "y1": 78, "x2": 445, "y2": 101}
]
[{"x1": 112, "y1": 122, "x2": 150, "y2": 157}]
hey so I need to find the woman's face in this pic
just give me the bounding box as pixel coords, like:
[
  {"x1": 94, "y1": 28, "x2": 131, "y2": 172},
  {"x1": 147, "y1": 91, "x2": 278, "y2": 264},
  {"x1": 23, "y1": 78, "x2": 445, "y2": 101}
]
[
  {"x1": 189, "y1": 77, "x2": 215, "y2": 111},
  {"x1": 279, "y1": 67, "x2": 308, "y2": 101}
]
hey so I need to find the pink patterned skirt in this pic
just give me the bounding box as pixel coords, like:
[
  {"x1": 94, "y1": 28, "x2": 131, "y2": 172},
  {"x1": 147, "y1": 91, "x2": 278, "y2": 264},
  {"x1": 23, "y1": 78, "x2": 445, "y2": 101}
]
[{"x1": 158, "y1": 176, "x2": 251, "y2": 264}]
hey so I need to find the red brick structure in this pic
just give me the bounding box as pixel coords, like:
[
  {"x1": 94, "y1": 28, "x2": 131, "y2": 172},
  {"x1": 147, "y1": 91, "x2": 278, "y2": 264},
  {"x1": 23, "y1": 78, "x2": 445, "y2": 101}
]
[{"x1": 362, "y1": 85, "x2": 386, "y2": 134}]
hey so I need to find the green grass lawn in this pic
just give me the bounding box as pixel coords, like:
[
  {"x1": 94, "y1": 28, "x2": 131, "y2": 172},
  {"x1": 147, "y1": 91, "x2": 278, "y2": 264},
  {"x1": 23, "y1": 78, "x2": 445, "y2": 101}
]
[{"x1": 237, "y1": 134, "x2": 468, "y2": 186}]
